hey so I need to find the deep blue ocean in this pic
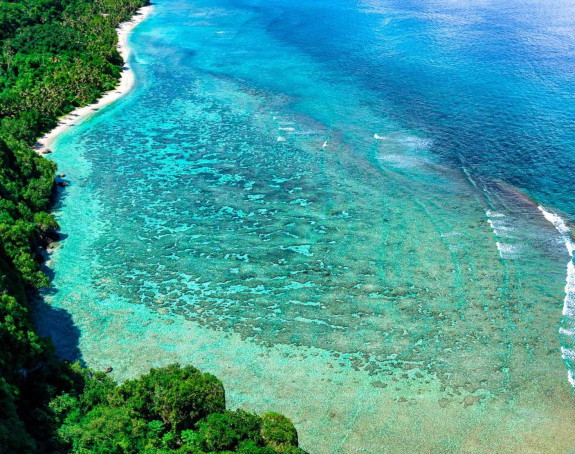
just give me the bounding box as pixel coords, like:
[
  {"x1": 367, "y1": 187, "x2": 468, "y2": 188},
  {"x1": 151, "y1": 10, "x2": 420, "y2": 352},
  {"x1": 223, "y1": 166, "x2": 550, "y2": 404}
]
[
  {"x1": 38, "y1": 0, "x2": 575, "y2": 451},
  {"x1": 244, "y1": 0, "x2": 575, "y2": 217},
  {"x1": 277, "y1": 0, "x2": 575, "y2": 215}
]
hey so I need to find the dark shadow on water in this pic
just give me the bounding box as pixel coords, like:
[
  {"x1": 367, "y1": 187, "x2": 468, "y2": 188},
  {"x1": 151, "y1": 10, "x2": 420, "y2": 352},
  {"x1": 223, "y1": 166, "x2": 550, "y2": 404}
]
[
  {"x1": 56, "y1": 232, "x2": 69, "y2": 241},
  {"x1": 40, "y1": 266, "x2": 56, "y2": 292},
  {"x1": 32, "y1": 295, "x2": 85, "y2": 365},
  {"x1": 39, "y1": 232, "x2": 69, "y2": 295},
  {"x1": 33, "y1": 223, "x2": 84, "y2": 364}
]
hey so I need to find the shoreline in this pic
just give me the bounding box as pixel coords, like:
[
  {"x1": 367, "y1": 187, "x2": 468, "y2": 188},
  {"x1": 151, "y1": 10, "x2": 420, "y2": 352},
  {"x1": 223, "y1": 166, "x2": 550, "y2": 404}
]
[{"x1": 34, "y1": 4, "x2": 153, "y2": 154}]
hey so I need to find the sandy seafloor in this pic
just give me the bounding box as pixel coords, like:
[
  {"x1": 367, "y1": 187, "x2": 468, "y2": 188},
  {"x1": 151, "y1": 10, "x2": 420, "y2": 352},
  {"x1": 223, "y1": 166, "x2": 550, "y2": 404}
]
[{"x1": 36, "y1": 0, "x2": 575, "y2": 451}]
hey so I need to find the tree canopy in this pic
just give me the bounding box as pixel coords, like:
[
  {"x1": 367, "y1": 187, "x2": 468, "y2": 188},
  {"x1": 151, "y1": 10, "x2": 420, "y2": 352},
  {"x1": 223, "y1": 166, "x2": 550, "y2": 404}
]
[
  {"x1": 51, "y1": 364, "x2": 304, "y2": 453},
  {"x1": 0, "y1": 0, "x2": 306, "y2": 451}
]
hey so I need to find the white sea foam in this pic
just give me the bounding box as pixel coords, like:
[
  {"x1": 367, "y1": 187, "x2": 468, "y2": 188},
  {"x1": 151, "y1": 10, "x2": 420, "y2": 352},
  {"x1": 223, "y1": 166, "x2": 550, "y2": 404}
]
[
  {"x1": 488, "y1": 219, "x2": 513, "y2": 237},
  {"x1": 495, "y1": 242, "x2": 521, "y2": 259},
  {"x1": 402, "y1": 136, "x2": 432, "y2": 149},
  {"x1": 377, "y1": 154, "x2": 422, "y2": 168},
  {"x1": 539, "y1": 206, "x2": 575, "y2": 255},
  {"x1": 486, "y1": 209, "x2": 519, "y2": 258},
  {"x1": 538, "y1": 205, "x2": 575, "y2": 386},
  {"x1": 486, "y1": 210, "x2": 505, "y2": 218},
  {"x1": 565, "y1": 260, "x2": 575, "y2": 319},
  {"x1": 487, "y1": 219, "x2": 496, "y2": 232},
  {"x1": 440, "y1": 231, "x2": 461, "y2": 238},
  {"x1": 373, "y1": 133, "x2": 431, "y2": 150},
  {"x1": 462, "y1": 167, "x2": 478, "y2": 189},
  {"x1": 561, "y1": 346, "x2": 575, "y2": 386}
]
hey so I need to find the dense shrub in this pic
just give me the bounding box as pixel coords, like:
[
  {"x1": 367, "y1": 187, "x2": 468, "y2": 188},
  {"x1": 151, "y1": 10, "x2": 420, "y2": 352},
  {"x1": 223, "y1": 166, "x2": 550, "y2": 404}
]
[
  {"x1": 51, "y1": 364, "x2": 304, "y2": 453},
  {"x1": 261, "y1": 413, "x2": 300, "y2": 453}
]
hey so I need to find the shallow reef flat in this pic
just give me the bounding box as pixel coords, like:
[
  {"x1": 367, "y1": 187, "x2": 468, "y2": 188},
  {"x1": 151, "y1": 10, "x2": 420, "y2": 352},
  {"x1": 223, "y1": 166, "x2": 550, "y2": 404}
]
[{"x1": 38, "y1": 0, "x2": 575, "y2": 451}]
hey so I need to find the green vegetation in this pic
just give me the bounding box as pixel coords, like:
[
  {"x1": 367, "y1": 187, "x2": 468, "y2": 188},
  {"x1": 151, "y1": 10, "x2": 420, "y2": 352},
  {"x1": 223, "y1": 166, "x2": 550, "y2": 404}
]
[
  {"x1": 51, "y1": 364, "x2": 303, "y2": 453},
  {"x1": 0, "y1": 0, "x2": 305, "y2": 452},
  {"x1": 0, "y1": 0, "x2": 146, "y2": 140}
]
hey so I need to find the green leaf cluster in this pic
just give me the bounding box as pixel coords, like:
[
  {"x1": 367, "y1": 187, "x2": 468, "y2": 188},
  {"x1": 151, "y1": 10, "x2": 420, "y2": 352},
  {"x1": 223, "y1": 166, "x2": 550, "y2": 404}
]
[
  {"x1": 51, "y1": 364, "x2": 304, "y2": 454},
  {"x1": 0, "y1": 0, "x2": 148, "y2": 137}
]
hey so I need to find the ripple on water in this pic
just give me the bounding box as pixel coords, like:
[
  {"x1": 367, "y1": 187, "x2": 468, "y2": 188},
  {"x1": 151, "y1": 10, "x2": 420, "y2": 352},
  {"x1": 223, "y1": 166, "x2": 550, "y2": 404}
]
[{"x1": 38, "y1": 0, "x2": 575, "y2": 451}]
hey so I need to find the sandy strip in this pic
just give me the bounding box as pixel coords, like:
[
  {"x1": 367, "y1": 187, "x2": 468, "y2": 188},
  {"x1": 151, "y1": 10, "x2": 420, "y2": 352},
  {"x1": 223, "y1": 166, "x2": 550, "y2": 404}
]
[{"x1": 35, "y1": 4, "x2": 153, "y2": 154}]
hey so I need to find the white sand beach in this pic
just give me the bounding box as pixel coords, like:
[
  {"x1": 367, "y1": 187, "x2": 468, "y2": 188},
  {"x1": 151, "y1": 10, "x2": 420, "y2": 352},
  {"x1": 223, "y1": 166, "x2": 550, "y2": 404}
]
[{"x1": 35, "y1": 4, "x2": 153, "y2": 154}]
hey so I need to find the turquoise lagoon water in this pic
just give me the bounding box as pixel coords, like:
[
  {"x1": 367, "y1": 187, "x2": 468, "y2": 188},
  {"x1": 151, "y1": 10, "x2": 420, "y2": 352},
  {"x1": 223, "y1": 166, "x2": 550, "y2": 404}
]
[{"x1": 38, "y1": 0, "x2": 575, "y2": 451}]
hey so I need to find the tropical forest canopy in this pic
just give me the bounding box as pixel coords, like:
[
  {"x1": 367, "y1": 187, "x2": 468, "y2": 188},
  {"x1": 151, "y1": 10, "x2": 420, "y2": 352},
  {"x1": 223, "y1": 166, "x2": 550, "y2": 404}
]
[{"x1": 0, "y1": 0, "x2": 305, "y2": 452}]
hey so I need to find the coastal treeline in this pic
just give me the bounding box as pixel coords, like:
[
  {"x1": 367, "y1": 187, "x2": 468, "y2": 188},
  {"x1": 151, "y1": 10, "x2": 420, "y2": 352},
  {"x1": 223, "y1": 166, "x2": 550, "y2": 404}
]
[{"x1": 0, "y1": 0, "x2": 304, "y2": 452}]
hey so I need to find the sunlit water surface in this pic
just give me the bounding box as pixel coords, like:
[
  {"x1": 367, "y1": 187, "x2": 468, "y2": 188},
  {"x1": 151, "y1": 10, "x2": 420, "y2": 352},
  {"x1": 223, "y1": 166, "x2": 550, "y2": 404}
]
[{"x1": 38, "y1": 0, "x2": 575, "y2": 451}]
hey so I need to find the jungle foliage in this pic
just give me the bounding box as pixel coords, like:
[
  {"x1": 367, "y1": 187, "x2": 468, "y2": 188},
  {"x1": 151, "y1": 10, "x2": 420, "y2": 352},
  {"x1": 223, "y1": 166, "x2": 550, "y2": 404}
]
[
  {"x1": 0, "y1": 0, "x2": 305, "y2": 452},
  {"x1": 51, "y1": 364, "x2": 303, "y2": 453}
]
